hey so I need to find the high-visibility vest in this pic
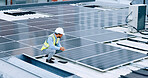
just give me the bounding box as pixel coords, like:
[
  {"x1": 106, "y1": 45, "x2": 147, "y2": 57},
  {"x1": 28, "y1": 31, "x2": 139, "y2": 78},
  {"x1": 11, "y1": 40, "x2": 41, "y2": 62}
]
[{"x1": 41, "y1": 34, "x2": 60, "y2": 51}]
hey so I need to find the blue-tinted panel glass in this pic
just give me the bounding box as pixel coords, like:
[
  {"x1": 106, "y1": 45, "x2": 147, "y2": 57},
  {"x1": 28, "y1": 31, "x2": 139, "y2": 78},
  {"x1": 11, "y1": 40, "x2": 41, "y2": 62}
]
[
  {"x1": 0, "y1": 42, "x2": 28, "y2": 51},
  {"x1": 79, "y1": 49, "x2": 146, "y2": 70},
  {"x1": 58, "y1": 43, "x2": 120, "y2": 60}
]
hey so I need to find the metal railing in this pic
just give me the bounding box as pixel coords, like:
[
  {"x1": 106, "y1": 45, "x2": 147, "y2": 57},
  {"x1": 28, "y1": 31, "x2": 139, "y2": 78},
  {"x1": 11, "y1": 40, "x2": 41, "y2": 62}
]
[{"x1": 5, "y1": 0, "x2": 13, "y2": 5}]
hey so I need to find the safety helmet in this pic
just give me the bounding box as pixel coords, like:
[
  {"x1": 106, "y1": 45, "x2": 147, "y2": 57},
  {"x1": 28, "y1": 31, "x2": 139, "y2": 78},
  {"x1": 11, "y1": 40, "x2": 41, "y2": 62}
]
[{"x1": 55, "y1": 27, "x2": 65, "y2": 35}]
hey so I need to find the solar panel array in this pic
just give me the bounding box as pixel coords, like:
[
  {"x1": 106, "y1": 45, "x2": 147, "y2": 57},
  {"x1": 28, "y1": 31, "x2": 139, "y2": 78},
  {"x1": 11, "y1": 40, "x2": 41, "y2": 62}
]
[
  {"x1": 57, "y1": 43, "x2": 147, "y2": 71},
  {"x1": 0, "y1": 3, "x2": 147, "y2": 71}
]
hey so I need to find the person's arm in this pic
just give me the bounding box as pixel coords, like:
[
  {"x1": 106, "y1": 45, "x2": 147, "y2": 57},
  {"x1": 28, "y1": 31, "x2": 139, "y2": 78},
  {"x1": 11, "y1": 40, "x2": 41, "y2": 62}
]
[
  {"x1": 48, "y1": 37, "x2": 60, "y2": 50},
  {"x1": 56, "y1": 38, "x2": 65, "y2": 51}
]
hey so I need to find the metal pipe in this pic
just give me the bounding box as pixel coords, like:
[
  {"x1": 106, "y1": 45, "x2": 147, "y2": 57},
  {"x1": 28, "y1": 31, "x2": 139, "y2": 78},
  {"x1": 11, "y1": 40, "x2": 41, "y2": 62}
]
[
  {"x1": 143, "y1": 0, "x2": 145, "y2": 4},
  {"x1": 10, "y1": 0, "x2": 12, "y2": 5},
  {"x1": 5, "y1": 0, "x2": 7, "y2": 5}
]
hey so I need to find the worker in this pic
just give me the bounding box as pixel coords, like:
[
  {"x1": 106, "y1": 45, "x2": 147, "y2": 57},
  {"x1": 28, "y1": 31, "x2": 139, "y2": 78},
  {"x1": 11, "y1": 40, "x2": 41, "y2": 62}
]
[{"x1": 41, "y1": 27, "x2": 65, "y2": 63}]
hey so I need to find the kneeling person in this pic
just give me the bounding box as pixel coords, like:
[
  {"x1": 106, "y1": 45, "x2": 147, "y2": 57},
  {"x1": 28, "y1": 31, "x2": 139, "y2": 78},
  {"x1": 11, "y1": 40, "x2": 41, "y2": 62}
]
[{"x1": 41, "y1": 27, "x2": 65, "y2": 63}]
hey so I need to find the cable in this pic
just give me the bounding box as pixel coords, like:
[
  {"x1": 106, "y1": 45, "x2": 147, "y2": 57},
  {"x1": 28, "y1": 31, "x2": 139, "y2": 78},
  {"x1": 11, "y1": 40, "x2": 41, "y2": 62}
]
[
  {"x1": 125, "y1": 11, "x2": 133, "y2": 23},
  {"x1": 130, "y1": 0, "x2": 134, "y2": 5}
]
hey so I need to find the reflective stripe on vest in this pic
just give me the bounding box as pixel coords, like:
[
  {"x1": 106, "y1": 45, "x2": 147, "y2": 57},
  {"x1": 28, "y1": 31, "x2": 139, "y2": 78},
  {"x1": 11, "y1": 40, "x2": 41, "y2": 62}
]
[{"x1": 41, "y1": 34, "x2": 60, "y2": 51}]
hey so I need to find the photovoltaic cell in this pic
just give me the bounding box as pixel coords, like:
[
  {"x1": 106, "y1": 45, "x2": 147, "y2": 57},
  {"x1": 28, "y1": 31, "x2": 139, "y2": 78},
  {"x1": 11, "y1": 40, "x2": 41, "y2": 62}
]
[
  {"x1": 0, "y1": 27, "x2": 42, "y2": 36},
  {"x1": 19, "y1": 36, "x2": 47, "y2": 46},
  {"x1": 60, "y1": 44, "x2": 77, "y2": 50},
  {"x1": 4, "y1": 47, "x2": 42, "y2": 56},
  {"x1": 66, "y1": 29, "x2": 113, "y2": 37},
  {"x1": 13, "y1": 18, "x2": 50, "y2": 23},
  {"x1": 28, "y1": 20, "x2": 63, "y2": 26},
  {"x1": 60, "y1": 38, "x2": 95, "y2": 47},
  {"x1": 83, "y1": 32, "x2": 133, "y2": 42},
  {"x1": 0, "y1": 42, "x2": 28, "y2": 51},
  {"x1": 79, "y1": 49, "x2": 147, "y2": 70},
  {"x1": 0, "y1": 21, "x2": 15, "y2": 26},
  {"x1": 57, "y1": 14, "x2": 79, "y2": 19},
  {"x1": 60, "y1": 35, "x2": 76, "y2": 41},
  {"x1": 5, "y1": 30, "x2": 52, "y2": 41},
  {"x1": 0, "y1": 24, "x2": 28, "y2": 31},
  {"x1": 57, "y1": 43, "x2": 121, "y2": 60},
  {"x1": 37, "y1": 23, "x2": 77, "y2": 30},
  {"x1": 0, "y1": 37, "x2": 13, "y2": 44},
  {"x1": 0, "y1": 52, "x2": 10, "y2": 58}
]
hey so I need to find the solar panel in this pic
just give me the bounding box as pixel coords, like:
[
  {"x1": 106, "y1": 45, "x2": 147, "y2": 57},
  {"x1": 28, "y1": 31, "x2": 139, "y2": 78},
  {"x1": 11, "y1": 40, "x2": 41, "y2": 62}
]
[
  {"x1": 61, "y1": 18, "x2": 79, "y2": 22},
  {"x1": 61, "y1": 44, "x2": 78, "y2": 50},
  {"x1": 14, "y1": 18, "x2": 50, "y2": 23},
  {"x1": 78, "y1": 49, "x2": 147, "y2": 71},
  {"x1": 0, "y1": 37, "x2": 13, "y2": 44},
  {"x1": 19, "y1": 36, "x2": 47, "y2": 46},
  {"x1": 5, "y1": 30, "x2": 52, "y2": 41},
  {"x1": 57, "y1": 14, "x2": 79, "y2": 19},
  {"x1": 37, "y1": 23, "x2": 77, "y2": 30},
  {"x1": 57, "y1": 43, "x2": 121, "y2": 60},
  {"x1": 0, "y1": 21, "x2": 15, "y2": 26},
  {"x1": 0, "y1": 24, "x2": 28, "y2": 31},
  {"x1": 4, "y1": 47, "x2": 42, "y2": 56},
  {"x1": 0, "y1": 27, "x2": 42, "y2": 36},
  {"x1": 0, "y1": 52, "x2": 10, "y2": 58},
  {"x1": 28, "y1": 20, "x2": 62, "y2": 26},
  {"x1": 61, "y1": 38, "x2": 94, "y2": 46},
  {"x1": 83, "y1": 32, "x2": 133, "y2": 42},
  {"x1": 0, "y1": 42, "x2": 28, "y2": 51},
  {"x1": 60, "y1": 35, "x2": 76, "y2": 41},
  {"x1": 66, "y1": 29, "x2": 113, "y2": 37}
]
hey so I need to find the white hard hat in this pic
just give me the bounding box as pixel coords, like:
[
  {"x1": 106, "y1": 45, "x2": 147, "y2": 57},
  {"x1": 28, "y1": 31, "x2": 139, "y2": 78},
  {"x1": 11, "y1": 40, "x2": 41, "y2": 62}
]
[{"x1": 55, "y1": 27, "x2": 65, "y2": 35}]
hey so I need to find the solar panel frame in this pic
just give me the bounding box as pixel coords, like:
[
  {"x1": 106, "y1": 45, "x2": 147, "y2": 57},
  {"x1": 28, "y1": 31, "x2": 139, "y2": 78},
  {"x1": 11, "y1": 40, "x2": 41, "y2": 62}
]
[
  {"x1": 0, "y1": 41, "x2": 29, "y2": 51},
  {"x1": 18, "y1": 36, "x2": 47, "y2": 46},
  {"x1": 65, "y1": 28, "x2": 114, "y2": 37},
  {"x1": 83, "y1": 32, "x2": 134, "y2": 43},
  {"x1": 0, "y1": 37, "x2": 13, "y2": 44},
  {"x1": 57, "y1": 43, "x2": 121, "y2": 61},
  {"x1": 77, "y1": 49, "x2": 147, "y2": 71},
  {"x1": 0, "y1": 27, "x2": 43, "y2": 36},
  {"x1": 5, "y1": 30, "x2": 52, "y2": 41},
  {"x1": 0, "y1": 52, "x2": 11, "y2": 58},
  {"x1": 4, "y1": 47, "x2": 42, "y2": 57},
  {"x1": 0, "y1": 21, "x2": 15, "y2": 26},
  {"x1": 0, "y1": 24, "x2": 28, "y2": 31}
]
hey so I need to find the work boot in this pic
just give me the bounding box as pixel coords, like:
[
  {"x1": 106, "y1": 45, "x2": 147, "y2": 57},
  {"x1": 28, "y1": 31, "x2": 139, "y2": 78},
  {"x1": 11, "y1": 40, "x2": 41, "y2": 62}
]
[
  {"x1": 45, "y1": 55, "x2": 55, "y2": 60},
  {"x1": 45, "y1": 54, "x2": 48, "y2": 57},
  {"x1": 51, "y1": 58, "x2": 55, "y2": 60},
  {"x1": 46, "y1": 59, "x2": 54, "y2": 63}
]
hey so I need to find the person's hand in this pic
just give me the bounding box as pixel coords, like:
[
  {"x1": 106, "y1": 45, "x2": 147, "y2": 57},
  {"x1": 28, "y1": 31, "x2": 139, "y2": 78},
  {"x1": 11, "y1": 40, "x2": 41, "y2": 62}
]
[{"x1": 60, "y1": 47, "x2": 65, "y2": 51}]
